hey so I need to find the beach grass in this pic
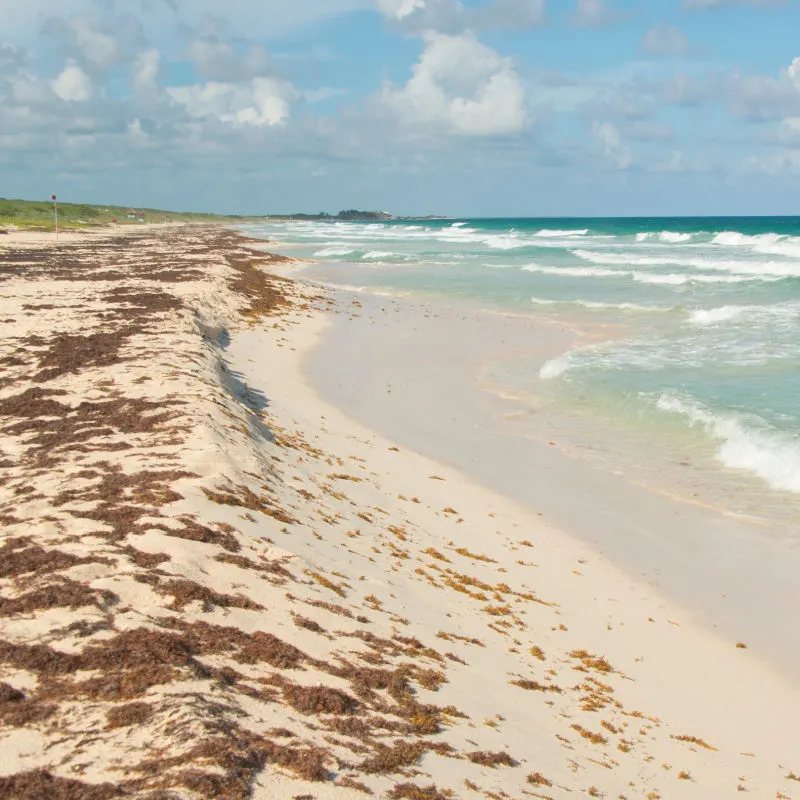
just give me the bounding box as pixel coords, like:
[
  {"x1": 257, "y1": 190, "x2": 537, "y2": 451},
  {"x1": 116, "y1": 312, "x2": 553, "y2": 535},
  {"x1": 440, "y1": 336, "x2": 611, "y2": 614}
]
[{"x1": 0, "y1": 196, "x2": 261, "y2": 231}]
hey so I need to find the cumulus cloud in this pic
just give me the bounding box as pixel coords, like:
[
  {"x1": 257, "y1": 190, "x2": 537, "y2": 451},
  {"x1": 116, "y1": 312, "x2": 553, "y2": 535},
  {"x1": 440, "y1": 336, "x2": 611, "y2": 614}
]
[
  {"x1": 51, "y1": 61, "x2": 92, "y2": 101},
  {"x1": 592, "y1": 120, "x2": 631, "y2": 168},
  {"x1": 4, "y1": 1, "x2": 372, "y2": 43},
  {"x1": 744, "y1": 151, "x2": 800, "y2": 175},
  {"x1": 65, "y1": 16, "x2": 124, "y2": 66},
  {"x1": 725, "y1": 59, "x2": 800, "y2": 120},
  {"x1": 375, "y1": 0, "x2": 545, "y2": 33},
  {"x1": 642, "y1": 25, "x2": 690, "y2": 56},
  {"x1": 42, "y1": 13, "x2": 143, "y2": 72},
  {"x1": 376, "y1": 31, "x2": 527, "y2": 135},
  {"x1": 186, "y1": 38, "x2": 271, "y2": 82},
  {"x1": 572, "y1": 0, "x2": 619, "y2": 28},
  {"x1": 476, "y1": 0, "x2": 546, "y2": 28},
  {"x1": 660, "y1": 72, "x2": 715, "y2": 106},
  {"x1": 168, "y1": 77, "x2": 297, "y2": 126},
  {"x1": 376, "y1": 0, "x2": 427, "y2": 17},
  {"x1": 132, "y1": 49, "x2": 161, "y2": 95},
  {"x1": 789, "y1": 57, "x2": 800, "y2": 89},
  {"x1": 775, "y1": 116, "x2": 800, "y2": 145}
]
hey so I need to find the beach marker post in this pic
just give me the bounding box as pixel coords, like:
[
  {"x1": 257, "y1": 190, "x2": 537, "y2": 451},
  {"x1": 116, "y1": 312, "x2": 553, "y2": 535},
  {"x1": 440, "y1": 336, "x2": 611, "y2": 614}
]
[{"x1": 51, "y1": 194, "x2": 58, "y2": 240}]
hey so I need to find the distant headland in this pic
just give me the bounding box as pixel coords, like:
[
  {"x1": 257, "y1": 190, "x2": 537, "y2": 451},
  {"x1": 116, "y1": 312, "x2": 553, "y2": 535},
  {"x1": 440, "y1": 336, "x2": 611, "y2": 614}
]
[{"x1": 265, "y1": 209, "x2": 446, "y2": 222}]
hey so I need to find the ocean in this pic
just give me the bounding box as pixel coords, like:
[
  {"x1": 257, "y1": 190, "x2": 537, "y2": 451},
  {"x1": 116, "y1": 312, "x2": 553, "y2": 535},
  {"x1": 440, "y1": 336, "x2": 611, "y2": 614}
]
[{"x1": 244, "y1": 216, "x2": 800, "y2": 526}]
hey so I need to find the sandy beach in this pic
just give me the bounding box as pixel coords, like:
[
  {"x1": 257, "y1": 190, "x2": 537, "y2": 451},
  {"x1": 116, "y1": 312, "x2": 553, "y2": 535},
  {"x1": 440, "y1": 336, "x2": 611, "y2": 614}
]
[
  {"x1": 302, "y1": 281, "x2": 800, "y2": 679},
  {"x1": 2, "y1": 225, "x2": 800, "y2": 800}
]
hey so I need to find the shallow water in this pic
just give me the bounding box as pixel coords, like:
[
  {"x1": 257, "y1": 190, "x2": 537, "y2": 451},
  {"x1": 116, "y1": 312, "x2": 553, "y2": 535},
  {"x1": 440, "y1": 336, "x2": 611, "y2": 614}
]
[{"x1": 244, "y1": 216, "x2": 800, "y2": 525}]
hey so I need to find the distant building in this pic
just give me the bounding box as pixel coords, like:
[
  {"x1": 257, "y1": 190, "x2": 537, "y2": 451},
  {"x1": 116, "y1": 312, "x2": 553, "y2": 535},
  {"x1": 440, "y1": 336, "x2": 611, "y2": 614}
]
[{"x1": 127, "y1": 208, "x2": 146, "y2": 222}]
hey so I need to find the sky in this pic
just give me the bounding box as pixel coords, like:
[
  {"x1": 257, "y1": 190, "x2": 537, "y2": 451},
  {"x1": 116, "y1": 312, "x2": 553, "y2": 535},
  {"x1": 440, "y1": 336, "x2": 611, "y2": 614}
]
[{"x1": 2, "y1": 0, "x2": 800, "y2": 217}]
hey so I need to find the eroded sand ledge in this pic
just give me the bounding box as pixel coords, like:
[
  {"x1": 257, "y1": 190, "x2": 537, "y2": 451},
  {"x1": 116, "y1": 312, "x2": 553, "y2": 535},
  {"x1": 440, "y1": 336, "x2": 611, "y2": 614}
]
[{"x1": 1, "y1": 226, "x2": 799, "y2": 799}]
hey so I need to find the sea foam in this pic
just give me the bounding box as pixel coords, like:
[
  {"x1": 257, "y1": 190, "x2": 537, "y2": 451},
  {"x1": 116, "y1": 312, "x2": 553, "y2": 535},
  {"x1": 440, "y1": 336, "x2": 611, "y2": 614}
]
[
  {"x1": 534, "y1": 229, "x2": 589, "y2": 237},
  {"x1": 655, "y1": 392, "x2": 800, "y2": 493}
]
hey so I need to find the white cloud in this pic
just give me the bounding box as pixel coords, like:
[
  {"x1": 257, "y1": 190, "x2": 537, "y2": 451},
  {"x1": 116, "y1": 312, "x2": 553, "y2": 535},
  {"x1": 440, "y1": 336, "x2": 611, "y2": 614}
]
[
  {"x1": 725, "y1": 61, "x2": 800, "y2": 119},
  {"x1": 744, "y1": 151, "x2": 800, "y2": 175},
  {"x1": 775, "y1": 116, "x2": 800, "y2": 144},
  {"x1": 376, "y1": 0, "x2": 427, "y2": 18},
  {"x1": 68, "y1": 16, "x2": 124, "y2": 67},
  {"x1": 128, "y1": 117, "x2": 148, "y2": 143},
  {"x1": 572, "y1": 0, "x2": 618, "y2": 28},
  {"x1": 376, "y1": 32, "x2": 527, "y2": 135},
  {"x1": 51, "y1": 61, "x2": 92, "y2": 101},
  {"x1": 661, "y1": 72, "x2": 714, "y2": 106},
  {"x1": 477, "y1": 0, "x2": 545, "y2": 28},
  {"x1": 789, "y1": 57, "x2": 800, "y2": 90},
  {"x1": 642, "y1": 25, "x2": 689, "y2": 56},
  {"x1": 186, "y1": 39, "x2": 271, "y2": 81},
  {"x1": 2, "y1": 1, "x2": 372, "y2": 44},
  {"x1": 132, "y1": 49, "x2": 161, "y2": 95},
  {"x1": 304, "y1": 87, "x2": 348, "y2": 103},
  {"x1": 592, "y1": 120, "x2": 631, "y2": 168},
  {"x1": 374, "y1": 0, "x2": 545, "y2": 32},
  {"x1": 168, "y1": 77, "x2": 297, "y2": 126}
]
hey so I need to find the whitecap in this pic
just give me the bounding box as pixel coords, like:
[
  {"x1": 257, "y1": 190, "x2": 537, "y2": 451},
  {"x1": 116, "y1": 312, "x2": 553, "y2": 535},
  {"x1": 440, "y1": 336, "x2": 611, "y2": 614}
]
[
  {"x1": 534, "y1": 228, "x2": 589, "y2": 237},
  {"x1": 530, "y1": 297, "x2": 675, "y2": 313},
  {"x1": 538, "y1": 353, "x2": 574, "y2": 379},
  {"x1": 658, "y1": 231, "x2": 694, "y2": 243},
  {"x1": 654, "y1": 392, "x2": 800, "y2": 493},
  {"x1": 314, "y1": 246, "x2": 356, "y2": 257},
  {"x1": 362, "y1": 250, "x2": 398, "y2": 259},
  {"x1": 522, "y1": 264, "x2": 622, "y2": 278}
]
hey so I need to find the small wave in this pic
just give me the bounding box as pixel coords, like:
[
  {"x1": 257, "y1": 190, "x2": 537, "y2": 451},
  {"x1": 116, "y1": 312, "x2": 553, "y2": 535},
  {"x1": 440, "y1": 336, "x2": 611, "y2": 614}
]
[
  {"x1": 362, "y1": 250, "x2": 398, "y2": 259},
  {"x1": 688, "y1": 302, "x2": 800, "y2": 326},
  {"x1": 632, "y1": 272, "x2": 772, "y2": 285},
  {"x1": 659, "y1": 231, "x2": 694, "y2": 243},
  {"x1": 522, "y1": 264, "x2": 622, "y2": 278},
  {"x1": 534, "y1": 229, "x2": 589, "y2": 238},
  {"x1": 530, "y1": 297, "x2": 674, "y2": 313},
  {"x1": 754, "y1": 239, "x2": 800, "y2": 259},
  {"x1": 707, "y1": 231, "x2": 800, "y2": 258},
  {"x1": 538, "y1": 353, "x2": 574, "y2": 380},
  {"x1": 635, "y1": 231, "x2": 695, "y2": 243},
  {"x1": 688, "y1": 306, "x2": 750, "y2": 325},
  {"x1": 572, "y1": 249, "x2": 669, "y2": 266},
  {"x1": 711, "y1": 231, "x2": 785, "y2": 247},
  {"x1": 314, "y1": 246, "x2": 356, "y2": 257},
  {"x1": 484, "y1": 235, "x2": 526, "y2": 250},
  {"x1": 329, "y1": 283, "x2": 413, "y2": 298},
  {"x1": 655, "y1": 392, "x2": 800, "y2": 493},
  {"x1": 571, "y1": 249, "x2": 800, "y2": 277},
  {"x1": 524, "y1": 263, "x2": 776, "y2": 285}
]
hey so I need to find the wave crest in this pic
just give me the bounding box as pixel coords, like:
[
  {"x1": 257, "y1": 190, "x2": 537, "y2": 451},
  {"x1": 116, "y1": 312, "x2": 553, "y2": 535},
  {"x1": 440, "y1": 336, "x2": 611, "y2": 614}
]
[{"x1": 655, "y1": 392, "x2": 800, "y2": 493}]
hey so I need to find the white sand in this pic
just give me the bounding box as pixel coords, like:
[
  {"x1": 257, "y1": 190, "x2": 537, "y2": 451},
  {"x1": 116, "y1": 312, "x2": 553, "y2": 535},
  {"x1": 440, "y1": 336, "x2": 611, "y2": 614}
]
[
  {"x1": 305, "y1": 287, "x2": 800, "y2": 680},
  {"x1": 1, "y1": 227, "x2": 800, "y2": 799}
]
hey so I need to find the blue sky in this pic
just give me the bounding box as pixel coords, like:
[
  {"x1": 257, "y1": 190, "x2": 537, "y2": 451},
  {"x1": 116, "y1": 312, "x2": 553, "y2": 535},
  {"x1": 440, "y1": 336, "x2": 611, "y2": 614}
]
[{"x1": 2, "y1": 0, "x2": 800, "y2": 216}]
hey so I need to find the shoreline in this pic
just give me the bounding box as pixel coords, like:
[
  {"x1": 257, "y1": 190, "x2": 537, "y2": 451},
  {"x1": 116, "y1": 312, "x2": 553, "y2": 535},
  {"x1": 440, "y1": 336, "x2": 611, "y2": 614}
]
[
  {"x1": 2, "y1": 226, "x2": 800, "y2": 798},
  {"x1": 301, "y1": 274, "x2": 800, "y2": 681}
]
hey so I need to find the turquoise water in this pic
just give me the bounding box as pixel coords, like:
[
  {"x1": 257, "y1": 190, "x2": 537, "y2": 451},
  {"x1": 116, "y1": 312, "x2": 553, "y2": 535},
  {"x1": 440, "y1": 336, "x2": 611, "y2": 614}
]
[{"x1": 245, "y1": 217, "x2": 800, "y2": 505}]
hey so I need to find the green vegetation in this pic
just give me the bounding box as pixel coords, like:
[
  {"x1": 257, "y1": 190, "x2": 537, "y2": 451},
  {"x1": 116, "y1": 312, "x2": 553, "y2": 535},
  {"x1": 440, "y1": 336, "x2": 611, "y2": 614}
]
[
  {"x1": 266, "y1": 209, "x2": 394, "y2": 221},
  {"x1": 0, "y1": 197, "x2": 263, "y2": 231}
]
